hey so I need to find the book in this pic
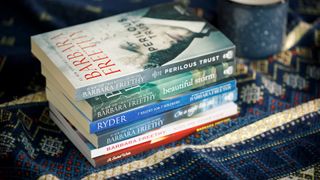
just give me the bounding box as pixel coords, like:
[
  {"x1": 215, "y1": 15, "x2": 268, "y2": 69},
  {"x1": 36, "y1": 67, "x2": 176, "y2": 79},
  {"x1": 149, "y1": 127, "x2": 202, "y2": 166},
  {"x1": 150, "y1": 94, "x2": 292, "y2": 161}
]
[
  {"x1": 32, "y1": 2, "x2": 235, "y2": 100},
  {"x1": 48, "y1": 87, "x2": 237, "y2": 148},
  {"x1": 94, "y1": 117, "x2": 232, "y2": 166},
  {"x1": 49, "y1": 101, "x2": 238, "y2": 160},
  {"x1": 50, "y1": 110, "x2": 232, "y2": 167},
  {"x1": 46, "y1": 79, "x2": 237, "y2": 134},
  {"x1": 42, "y1": 60, "x2": 235, "y2": 120},
  {"x1": 99, "y1": 89, "x2": 237, "y2": 147}
]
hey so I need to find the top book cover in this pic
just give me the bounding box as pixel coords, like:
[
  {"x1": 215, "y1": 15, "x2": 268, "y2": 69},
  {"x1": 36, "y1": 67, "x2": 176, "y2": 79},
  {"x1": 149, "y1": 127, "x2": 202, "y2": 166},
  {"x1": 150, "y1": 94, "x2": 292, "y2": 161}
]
[{"x1": 31, "y1": 3, "x2": 235, "y2": 100}]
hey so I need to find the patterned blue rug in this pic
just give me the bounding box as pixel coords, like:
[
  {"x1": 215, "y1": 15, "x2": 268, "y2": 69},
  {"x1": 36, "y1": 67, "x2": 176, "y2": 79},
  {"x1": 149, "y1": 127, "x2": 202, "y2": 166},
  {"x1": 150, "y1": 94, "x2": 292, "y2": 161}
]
[{"x1": 0, "y1": 0, "x2": 319, "y2": 179}]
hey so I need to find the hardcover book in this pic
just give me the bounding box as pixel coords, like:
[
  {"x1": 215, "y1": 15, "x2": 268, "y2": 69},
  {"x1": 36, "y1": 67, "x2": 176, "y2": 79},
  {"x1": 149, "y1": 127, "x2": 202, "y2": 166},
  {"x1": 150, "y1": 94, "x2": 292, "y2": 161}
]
[
  {"x1": 43, "y1": 60, "x2": 235, "y2": 120},
  {"x1": 46, "y1": 79, "x2": 237, "y2": 134},
  {"x1": 49, "y1": 101, "x2": 238, "y2": 164},
  {"x1": 32, "y1": 2, "x2": 235, "y2": 100}
]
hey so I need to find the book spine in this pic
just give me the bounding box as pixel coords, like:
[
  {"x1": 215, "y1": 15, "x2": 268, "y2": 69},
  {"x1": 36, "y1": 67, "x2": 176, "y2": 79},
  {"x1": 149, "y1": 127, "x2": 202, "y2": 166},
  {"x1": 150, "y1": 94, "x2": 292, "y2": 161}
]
[
  {"x1": 95, "y1": 117, "x2": 231, "y2": 166},
  {"x1": 77, "y1": 47, "x2": 235, "y2": 100},
  {"x1": 90, "y1": 102, "x2": 238, "y2": 158},
  {"x1": 96, "y1": 89, "x2": 237, "y2": 147},
  {"x1": 89, "y1": 79, "x2": 237, "y2": 133},
  {"x1": 92, "y1": 60, "x2": 235, "y2": 120},
  {"x1": 96, "y1": 126, "x2": 195, "y2": 166}
]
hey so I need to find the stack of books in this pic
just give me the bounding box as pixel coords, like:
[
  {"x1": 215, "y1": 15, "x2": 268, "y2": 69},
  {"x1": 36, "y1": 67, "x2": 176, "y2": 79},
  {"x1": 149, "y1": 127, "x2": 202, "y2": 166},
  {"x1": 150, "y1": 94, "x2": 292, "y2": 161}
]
[{"x1": 31, "y1": 3, "x2": 238, "y2": 167}]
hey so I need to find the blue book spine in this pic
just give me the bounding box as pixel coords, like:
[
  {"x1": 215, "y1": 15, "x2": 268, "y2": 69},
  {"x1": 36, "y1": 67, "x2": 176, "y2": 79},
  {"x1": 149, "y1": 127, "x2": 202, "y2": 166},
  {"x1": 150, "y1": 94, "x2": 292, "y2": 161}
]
[
  {"x1": 95, "y1": 88, "x2": 238, "y2": 147},
  {"x1": 89, "y1": 79, "x2": 237, "y2": 133}
]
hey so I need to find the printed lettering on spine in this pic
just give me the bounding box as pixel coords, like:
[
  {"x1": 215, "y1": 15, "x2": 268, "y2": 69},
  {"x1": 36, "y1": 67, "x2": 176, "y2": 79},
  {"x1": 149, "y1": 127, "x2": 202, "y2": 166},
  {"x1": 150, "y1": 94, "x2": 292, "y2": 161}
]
[
  {"x1": 87, "y1": 60, "x2": 234, "y2": 120},
  {"x1": 91, "y1": 79, "x2": 236, "y2": 133},
  {"x1": 96, "y1": 89, "x2": 237, "y2": 147},
  {"x1": 31, "y1": 3, "x2": 235, "y2": 100}
]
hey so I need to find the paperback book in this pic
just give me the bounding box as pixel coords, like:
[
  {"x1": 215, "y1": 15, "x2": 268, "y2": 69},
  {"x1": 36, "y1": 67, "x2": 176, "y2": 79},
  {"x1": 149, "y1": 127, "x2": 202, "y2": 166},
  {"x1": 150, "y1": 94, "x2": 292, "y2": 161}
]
[
  {"x1": 48, "y1": 86, "x2": 237, "y2": 148},
  {"x1": 43, "y1": 60, "x2": 235, "y2": 120},
  {"x1": 49, "y1": 101, "x2": 238, "y2": 161},
  {"x1": 46, "y1": 79, "x2": 237, "y2": 133},
  {"x1": 51, "y1": 108, "x2": 232, "y2": 167},
  {"x1": 95, "y1": 118, "x2": 232, "y2": 166},
  {"x1": 32, "y1": 2, "x2": 235, "y2": 100}
]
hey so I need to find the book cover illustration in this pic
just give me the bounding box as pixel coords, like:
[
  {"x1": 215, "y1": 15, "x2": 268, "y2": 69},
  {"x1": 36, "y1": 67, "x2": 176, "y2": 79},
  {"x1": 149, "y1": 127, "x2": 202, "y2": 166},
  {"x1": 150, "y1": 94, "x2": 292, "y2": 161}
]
[{"x1": 32, "y1": 3, "x2": 235, "y2": 99}]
